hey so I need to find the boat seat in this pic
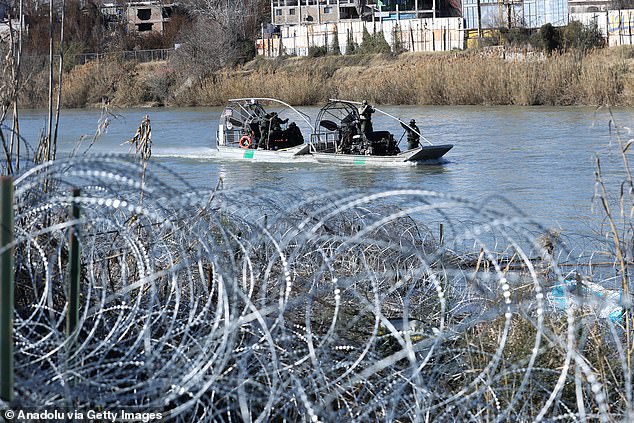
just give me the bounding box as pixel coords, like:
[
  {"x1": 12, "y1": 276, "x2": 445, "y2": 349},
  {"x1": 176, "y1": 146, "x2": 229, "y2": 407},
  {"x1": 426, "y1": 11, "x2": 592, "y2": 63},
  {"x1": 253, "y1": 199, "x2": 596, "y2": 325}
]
[{"x1": 366, "y1": 130, "x2": 392, "y2": 142}]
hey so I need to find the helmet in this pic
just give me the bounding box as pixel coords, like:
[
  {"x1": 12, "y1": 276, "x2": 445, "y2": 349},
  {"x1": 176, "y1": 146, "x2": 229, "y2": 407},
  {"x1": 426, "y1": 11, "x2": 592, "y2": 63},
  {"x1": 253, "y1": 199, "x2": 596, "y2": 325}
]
[
  {"x1": 362, "y1": 100, "x2": 368, "y2": 105},
  {"x1": 410, "y1": 119, "x2": 416, "y2": 124}
]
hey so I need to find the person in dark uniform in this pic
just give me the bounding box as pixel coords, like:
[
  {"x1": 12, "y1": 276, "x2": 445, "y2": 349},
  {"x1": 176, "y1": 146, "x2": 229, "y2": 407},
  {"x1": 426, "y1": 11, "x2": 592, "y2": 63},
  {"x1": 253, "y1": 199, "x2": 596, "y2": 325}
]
[
  {"x1": 358, "y1": 100, "x2": 374, "y2": 136},
  {"x1": 286, "y1": 122, "x2": 303, "y2": 144},
  {"x1": 401, "y1": 119, "x2": 421, "y2": 150},
  {"x1": 269, "y1": 112, "x2": 288, "y2": 132},
  {"x1": 259, "y1": 113, "x2": 272, "y2": 148}
]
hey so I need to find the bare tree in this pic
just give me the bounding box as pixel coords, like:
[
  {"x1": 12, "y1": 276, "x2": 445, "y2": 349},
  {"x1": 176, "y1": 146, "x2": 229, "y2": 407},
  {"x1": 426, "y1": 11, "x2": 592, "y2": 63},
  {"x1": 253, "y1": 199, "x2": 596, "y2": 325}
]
[
  {"x1": 171, "y1": 0, "x2": 268, "y2": 77},
  {"x1": 170, "y1": 17, "x2": 240, "y2": 78},
  {"x1": 1, "y1": 1, "x2": 23, "y2": 175}
]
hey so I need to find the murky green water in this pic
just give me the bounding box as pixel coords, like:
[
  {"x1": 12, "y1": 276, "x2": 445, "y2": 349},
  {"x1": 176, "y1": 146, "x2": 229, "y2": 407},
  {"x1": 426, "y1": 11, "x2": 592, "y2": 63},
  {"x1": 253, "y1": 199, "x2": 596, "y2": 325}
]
[{"x1": 14, "y1": 105, "x2": 633, "y2": 237}]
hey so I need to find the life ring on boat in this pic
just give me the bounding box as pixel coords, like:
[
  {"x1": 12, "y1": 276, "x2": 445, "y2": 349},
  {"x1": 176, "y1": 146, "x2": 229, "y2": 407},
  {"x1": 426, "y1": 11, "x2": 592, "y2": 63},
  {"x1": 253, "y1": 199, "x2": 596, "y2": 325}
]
[{"x1": 239, "y1": 135, "x2": 252, "y2": 149}]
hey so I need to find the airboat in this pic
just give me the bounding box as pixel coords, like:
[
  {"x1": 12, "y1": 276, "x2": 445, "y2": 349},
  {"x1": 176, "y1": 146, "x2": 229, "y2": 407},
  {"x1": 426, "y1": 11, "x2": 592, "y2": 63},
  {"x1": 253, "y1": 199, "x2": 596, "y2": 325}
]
[
  {"x1": 310, "y1": 100, "x2": 453, "y2": 165},
  {"x1": 215, "y1": 98, "x2": 312, "y2": 160}
]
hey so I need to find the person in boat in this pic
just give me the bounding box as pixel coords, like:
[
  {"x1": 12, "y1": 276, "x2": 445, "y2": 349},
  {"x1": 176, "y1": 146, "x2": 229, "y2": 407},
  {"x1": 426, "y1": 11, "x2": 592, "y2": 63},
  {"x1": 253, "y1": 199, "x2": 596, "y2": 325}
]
[
  {"x1": 270, "y1": 112, "x2": 288, "y2": 132},
  {"x1": 335, "y1": 118, "x2": 354, "y2": 153},
  {"x1": 259, "y1": 113, "x2": 272, "y2": 149},
  {"x1": 358, "y1": 100, "x2": 375, "y2": 136},
  {"x1": 287, "y1": 122, "x2": 304, "y2": 144},
  {"x1": 400, "y1": 119, "x2": 421, "y2": 150}
]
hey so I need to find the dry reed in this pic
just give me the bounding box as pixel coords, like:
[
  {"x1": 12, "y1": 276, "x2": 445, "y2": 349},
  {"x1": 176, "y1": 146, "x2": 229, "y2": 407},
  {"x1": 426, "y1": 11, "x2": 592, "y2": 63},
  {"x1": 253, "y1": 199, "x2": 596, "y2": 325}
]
[
  {"x1": 173, "y1": 49, "x2": 634, "y2": 107},
  {"x1": 4, "y1": 47, "x2": 634, "y2": 108}
]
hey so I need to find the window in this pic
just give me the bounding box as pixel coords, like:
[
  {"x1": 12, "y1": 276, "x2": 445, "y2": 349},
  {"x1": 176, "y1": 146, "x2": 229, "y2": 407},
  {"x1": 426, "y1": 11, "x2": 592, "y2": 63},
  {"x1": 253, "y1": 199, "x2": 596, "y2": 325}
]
[
  {"x1": 324, "y1": 6, "x2": 333, "y2": 13},
  {"x1": 275, "y1": 8, "x2": 282, "y2": 15},
  {"x1": 137, "y1": 8, "x2": 152, "y2": 20},
  {"x1": 289, "y1": 8, "x2": 296, "y2": 14}
]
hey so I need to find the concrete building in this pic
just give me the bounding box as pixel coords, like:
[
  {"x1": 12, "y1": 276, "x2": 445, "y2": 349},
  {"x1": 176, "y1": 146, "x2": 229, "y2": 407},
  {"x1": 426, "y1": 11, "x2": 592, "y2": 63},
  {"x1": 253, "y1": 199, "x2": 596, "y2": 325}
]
[
  {"x1": 264, "y1": 0, "x2": 463, "y2": 55},
  {"x1": 126, "y1": 1, "x2": 175, "y2": 33},
  {"x1": 270, "y1": 0, "x2": 457, "y2": 27},
  {"x1": 101, "y1": 1, "x2": 176, "y2": 34},
  {"x1": 0, "y1": 2, "x2": 25, "y2": 43}
]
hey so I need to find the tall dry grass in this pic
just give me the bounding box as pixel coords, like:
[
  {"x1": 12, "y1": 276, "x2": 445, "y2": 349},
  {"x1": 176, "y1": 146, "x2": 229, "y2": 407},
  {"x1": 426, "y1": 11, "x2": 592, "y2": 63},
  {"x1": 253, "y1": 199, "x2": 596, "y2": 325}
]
[
  {"x1": 171, "y1": 49, "x2": 634, "y2": 107},
  {"x1": 8, "y1": 47, "x2": 634, "y2": 108},
  {"x1": 61, "y1": 59, "x2": 173, "y2": 107}
]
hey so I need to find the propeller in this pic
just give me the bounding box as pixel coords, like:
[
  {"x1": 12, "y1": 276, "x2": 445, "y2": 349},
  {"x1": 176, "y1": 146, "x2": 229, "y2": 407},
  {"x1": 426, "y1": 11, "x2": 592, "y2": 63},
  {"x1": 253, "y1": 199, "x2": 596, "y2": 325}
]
[
  {"x1": 319, "y1": 120, "x2": 339, "y2": 131},
  {"x1": 227, "y1": 117, "x2": 244, "y2": 128}
]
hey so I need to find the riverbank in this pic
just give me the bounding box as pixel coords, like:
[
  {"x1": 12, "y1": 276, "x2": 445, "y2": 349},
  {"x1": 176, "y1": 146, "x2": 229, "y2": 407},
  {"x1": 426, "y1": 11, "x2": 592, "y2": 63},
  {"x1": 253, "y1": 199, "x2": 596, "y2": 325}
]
[
  {"x1": 7, "y1": 150, "x2": 631, "y2": 420},
  {"x1": 16, "y1": 46, "x2": 634, "y2": 108}
]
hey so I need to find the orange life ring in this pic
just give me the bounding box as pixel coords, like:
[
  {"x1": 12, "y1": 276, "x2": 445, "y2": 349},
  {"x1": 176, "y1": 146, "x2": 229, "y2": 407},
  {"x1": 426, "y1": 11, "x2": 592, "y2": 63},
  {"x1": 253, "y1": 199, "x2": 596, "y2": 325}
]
[{"x1": 239, "y1": 135, "x2": 252, "y2": 149}]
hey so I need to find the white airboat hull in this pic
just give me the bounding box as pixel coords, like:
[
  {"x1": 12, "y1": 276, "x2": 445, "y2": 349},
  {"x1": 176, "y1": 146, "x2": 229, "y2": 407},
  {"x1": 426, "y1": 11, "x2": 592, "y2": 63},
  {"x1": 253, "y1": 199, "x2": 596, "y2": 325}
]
[
  {"x1": 311, "y1": 144, "x2": 453, "y2": 166},
  {"x1": 215, "y1": 98, "x2": 453, "y2": 165},
  {"x1": 215, "y1": 144, "x2": 311, "y2": 161}
]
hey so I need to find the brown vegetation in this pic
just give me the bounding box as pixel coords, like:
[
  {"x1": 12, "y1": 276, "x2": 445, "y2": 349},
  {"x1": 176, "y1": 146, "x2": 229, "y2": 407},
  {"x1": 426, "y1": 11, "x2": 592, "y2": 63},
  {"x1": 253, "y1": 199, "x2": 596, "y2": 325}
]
[
  {"x1": 191, "y1": 48, "x2": 631, "y2": 107},
  {"x1": 10, "y1": 47, "x2": 634, "y2": 108},
  {"x1": 61, "y1": 60, "x2": 173, "y2": 107}
]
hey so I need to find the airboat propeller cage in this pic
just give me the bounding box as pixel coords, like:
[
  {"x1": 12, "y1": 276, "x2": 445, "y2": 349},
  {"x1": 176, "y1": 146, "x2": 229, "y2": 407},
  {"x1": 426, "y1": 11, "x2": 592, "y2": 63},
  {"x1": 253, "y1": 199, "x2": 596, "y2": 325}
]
[
  {"x1": 313, "y1": 101, "x2": 354, "y2": 146},
  {"x1": 326, "y1": 99, "x2": 433, "y2": 146}
]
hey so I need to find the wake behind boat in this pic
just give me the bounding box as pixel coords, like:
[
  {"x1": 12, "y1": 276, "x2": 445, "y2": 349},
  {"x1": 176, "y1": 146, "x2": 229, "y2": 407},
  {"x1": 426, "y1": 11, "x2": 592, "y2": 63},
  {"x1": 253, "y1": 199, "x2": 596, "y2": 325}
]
[
  {"x1": 215, "y1": 98, "x2": 312, "y2": 161},
  {"x1": 310, "y1": 100, "x2": 453, "y2": 165}
]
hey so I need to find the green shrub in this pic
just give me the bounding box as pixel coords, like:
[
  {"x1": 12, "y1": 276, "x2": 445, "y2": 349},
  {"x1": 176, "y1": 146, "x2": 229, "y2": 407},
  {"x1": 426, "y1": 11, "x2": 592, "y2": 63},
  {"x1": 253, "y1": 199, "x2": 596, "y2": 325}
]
[
  {"x1": 530, "y1": 22, "x2": 604, "y2": 54},
  {"x1": 502, "y1": 27, "x2": 533, "y2": 46},
  {"x1": 358, "y1": 27, "x2": 392, "y2": 54},
  {"x1": 391, "y1": 24, "x2": 405, "y2": 54},
  {"x1": 560, "y1": 20, "x2": 604, "y2": 52},
  {"x1": 308, "y1": 46, "x2": 328, "y2": 57},
  {"x1": 345, "y1": 29, "x2": 358, "y2": 54},
  {"x1": 330, "y1": 30, "x2": 341, "y2": 55},
  {"x1": 533, "y1": 23, "x2": 560, "y2": 54}
]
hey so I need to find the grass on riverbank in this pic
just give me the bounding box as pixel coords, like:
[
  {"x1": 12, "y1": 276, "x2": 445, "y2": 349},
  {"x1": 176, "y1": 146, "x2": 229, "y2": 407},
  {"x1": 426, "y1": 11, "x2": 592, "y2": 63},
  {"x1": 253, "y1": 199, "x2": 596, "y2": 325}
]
[
  {"x1": 12, "y1": 46, "x2": 634, "y2": 108},
  {"x1": 172, "y1": 47, "x2": 634, "y2": 107}
]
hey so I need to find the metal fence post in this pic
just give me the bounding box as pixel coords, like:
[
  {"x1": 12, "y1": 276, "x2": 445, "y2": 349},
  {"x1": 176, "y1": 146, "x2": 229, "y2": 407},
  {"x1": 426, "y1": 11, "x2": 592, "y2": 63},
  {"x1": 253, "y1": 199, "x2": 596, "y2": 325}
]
[
  {"x1": 439, "y1": 223, "x2": 445, "y2": 246},
  {"x1": 66, "y1": 188, "x2": 80, "y2": 337},
  {"x1": 0, "y1": 176, "x2": 14, "y2": 403}
]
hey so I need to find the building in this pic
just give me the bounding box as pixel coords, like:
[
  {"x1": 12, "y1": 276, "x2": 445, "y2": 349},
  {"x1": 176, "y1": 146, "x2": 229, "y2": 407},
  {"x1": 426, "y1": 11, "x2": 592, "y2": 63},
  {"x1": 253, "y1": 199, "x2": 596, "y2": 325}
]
[
  {"x1": 461, "y1": 0, "x2": 568, "y2": 29},
  {"x1": 568, "y1": 0, "x2": 610, "y2": 13},
  {"x1": 0, "y1": 2, "x2": 25, "y2": 43},
  {"x1": 262, "y1": 0, "x2": 463, "y2": 55},
  {"x1": 272, "y1": 0, "x2": 361, "y2": 25},
  {"x1": 259, "y1": 18, "x2": 465, "y2": 55},
  {"x1": 126, "y1": 1, "x2": 176, "y2": 33},
  {"x1": 101, "y1": 1, "x2": 176, "y2": 34},
  {"x1": 270, "y1": 0, "x2": 461, "y2": 27}
]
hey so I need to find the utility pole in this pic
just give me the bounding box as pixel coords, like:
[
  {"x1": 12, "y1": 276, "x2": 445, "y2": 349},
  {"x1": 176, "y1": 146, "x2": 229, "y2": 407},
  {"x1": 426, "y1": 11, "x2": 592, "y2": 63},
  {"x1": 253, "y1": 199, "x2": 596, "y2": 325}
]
[
  {"x1": 507, "y1": 0, "x2": 512, "y2": 29},
  {"x1": 477, "y1": 0, "x2": 482, "y2": 42}
]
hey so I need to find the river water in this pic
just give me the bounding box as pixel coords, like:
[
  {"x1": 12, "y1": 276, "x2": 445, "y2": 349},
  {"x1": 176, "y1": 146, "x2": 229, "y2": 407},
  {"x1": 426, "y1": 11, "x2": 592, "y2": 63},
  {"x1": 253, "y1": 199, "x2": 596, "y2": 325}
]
[{"x1": 14, "y1": 105, "x2": 633, "y2": 239}]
